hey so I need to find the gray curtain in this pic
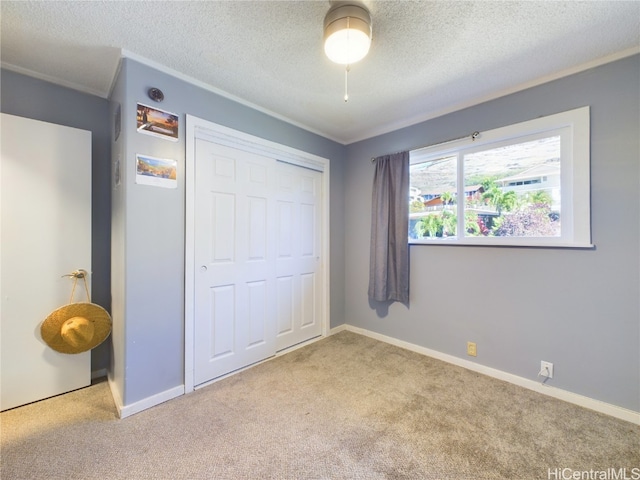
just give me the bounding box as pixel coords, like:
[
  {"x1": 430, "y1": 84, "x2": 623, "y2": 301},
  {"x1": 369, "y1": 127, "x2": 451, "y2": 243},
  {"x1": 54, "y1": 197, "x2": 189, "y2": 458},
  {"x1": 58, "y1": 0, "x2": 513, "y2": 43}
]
[{"x1": 368, "y1": 151, "x2": 410, "y2": 303}]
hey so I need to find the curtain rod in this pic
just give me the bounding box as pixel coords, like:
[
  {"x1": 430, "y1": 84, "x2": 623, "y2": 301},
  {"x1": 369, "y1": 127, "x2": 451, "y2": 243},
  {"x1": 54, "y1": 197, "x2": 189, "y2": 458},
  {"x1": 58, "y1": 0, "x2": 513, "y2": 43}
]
[{"x1": 371, "y1": 131, "x2": 480, "y2": 162}]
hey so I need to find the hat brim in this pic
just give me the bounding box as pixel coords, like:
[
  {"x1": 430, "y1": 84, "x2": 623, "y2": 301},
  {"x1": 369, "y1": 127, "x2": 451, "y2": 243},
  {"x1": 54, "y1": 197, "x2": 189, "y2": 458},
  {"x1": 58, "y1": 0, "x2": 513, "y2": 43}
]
[{"x1": 41, "y1": 302, "x2": 112, "y2": 354}]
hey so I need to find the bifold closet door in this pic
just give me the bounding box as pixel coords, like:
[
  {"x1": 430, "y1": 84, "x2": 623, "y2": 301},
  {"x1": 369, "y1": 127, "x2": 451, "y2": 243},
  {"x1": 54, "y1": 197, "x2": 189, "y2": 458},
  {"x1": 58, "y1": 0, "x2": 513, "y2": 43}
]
[
  {"x1": 193, "y1": 139, "x2": 277, "y2": 384},
  {"x1": 274, "y1": 161, "x2": 323, "y2": 351},
  {"x1": 192, "y1": 138, "x2": 323, "y2": 386}
]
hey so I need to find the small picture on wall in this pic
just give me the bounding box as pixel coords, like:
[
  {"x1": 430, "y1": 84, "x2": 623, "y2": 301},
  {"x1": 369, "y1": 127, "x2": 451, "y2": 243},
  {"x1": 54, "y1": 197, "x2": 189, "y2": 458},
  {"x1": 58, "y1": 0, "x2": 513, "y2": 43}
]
[
  {"x1": 136, "y1": 103, "x2": 179, "y2": 141},
  {"x1": 135, "y1": 154, "x2": 177, "y2": 189}
]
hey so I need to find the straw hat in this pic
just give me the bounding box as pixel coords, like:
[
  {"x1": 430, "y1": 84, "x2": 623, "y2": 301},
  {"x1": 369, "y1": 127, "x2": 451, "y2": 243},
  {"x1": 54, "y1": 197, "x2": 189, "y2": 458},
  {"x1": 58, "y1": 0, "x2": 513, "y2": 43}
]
[{"x1": 41, "y1": 302, "x2": 112, "y2": 354}]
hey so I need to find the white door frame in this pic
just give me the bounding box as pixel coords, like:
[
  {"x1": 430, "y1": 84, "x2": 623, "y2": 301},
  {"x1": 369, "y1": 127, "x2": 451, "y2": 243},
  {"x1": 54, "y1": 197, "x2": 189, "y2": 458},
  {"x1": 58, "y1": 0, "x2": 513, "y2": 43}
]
[{"x1": 184, "y1": 115, "x2": 330, "y2": 393}]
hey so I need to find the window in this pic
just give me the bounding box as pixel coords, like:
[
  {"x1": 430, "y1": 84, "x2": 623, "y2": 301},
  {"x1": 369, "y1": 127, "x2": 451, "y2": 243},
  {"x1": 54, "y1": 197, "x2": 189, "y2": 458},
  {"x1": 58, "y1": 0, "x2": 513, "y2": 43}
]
[{"x1": 409, "y1": 107, "x2": 591, "y2": 247}]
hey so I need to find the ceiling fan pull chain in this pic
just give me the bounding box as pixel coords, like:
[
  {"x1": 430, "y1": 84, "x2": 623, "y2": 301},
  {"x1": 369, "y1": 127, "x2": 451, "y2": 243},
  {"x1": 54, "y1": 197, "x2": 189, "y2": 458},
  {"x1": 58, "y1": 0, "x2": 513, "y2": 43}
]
[{"x1": 344, "y1": 64, "x2": 350, "y2": 102}]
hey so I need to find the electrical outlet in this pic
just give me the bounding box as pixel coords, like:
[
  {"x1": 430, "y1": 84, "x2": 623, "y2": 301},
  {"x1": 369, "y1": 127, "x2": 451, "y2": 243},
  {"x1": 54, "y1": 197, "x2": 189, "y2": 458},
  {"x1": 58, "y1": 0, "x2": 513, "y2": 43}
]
[
  {"x1": 467, "y1": 342, "x2": 477, "y2": 357},
  {"x1": 540, "y1": 361, "x2": 554, "y2": 378}
]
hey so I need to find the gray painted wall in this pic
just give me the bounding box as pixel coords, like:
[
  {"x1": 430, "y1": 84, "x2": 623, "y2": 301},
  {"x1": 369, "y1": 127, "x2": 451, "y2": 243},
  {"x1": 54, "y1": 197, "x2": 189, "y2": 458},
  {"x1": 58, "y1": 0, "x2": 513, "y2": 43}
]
[
  {"x1": 1, "y1": 69, "x2": 112, "y2": 374},
  {"x1": 344, "y1": 55, "x2": 640, "y2": 412},
  {"x1": 112, "y1": 58, "x2": 346, "y2": 406},
  {"x1": 4, "y1": 54, "x2": 636, "y2": 414}
]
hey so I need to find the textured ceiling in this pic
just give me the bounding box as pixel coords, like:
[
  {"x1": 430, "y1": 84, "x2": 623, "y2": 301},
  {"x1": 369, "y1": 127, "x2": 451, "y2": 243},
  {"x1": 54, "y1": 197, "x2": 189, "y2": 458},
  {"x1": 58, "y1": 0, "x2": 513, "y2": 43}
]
[{"x1": 1, "y1": 1, "x2": 639, "y2": 144}]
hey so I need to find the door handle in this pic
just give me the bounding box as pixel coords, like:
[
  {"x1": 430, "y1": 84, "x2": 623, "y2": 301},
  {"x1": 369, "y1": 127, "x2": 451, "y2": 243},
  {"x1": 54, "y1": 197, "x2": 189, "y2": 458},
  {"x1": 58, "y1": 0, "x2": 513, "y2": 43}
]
[{"x1": 200, "y1": 265, "x2": 208, "y2": 272}]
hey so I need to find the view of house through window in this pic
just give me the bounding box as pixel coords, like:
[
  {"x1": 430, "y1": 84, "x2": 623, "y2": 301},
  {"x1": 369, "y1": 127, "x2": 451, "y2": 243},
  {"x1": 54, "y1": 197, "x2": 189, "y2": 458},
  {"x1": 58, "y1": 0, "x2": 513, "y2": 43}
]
[
  {"x1": 411, "y1": 136, "x2": 561, "y2": 239},
  {"x1": 409, "y1": 107, "x2": 591, "y2": 247}
]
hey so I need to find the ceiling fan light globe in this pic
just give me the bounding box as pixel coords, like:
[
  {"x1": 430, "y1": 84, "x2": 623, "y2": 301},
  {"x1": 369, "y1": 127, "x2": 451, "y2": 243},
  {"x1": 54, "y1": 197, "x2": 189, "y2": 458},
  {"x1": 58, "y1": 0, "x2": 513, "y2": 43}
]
[
  {"x1": 324, "y1": 28, "x2": 371, "y2": 64},
  {"x1": 323, "y1": 4, "x2": 372, "y2": 65}
]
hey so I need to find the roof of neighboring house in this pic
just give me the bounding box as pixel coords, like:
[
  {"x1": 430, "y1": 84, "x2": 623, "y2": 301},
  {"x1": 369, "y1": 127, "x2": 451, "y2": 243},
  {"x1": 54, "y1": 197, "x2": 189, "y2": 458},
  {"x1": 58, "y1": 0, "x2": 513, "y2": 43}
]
[{"x1": 420, "y1": 185, "x2": 483, "y2": 196}]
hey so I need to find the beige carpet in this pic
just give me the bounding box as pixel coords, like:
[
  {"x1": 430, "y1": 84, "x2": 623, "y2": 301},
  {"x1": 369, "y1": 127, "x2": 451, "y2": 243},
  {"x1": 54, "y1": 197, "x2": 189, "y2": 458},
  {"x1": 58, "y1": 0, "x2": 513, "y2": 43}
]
[{"x1": 2, "y1": 331, "x2": 638, "y2": 479}]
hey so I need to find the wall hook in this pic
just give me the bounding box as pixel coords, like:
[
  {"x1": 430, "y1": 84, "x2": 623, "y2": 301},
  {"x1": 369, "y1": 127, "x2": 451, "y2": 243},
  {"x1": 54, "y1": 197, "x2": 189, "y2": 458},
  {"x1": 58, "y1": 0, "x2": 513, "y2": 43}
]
[{"x1": 62, "y1": 269, "x2": 88, "y2": 279}]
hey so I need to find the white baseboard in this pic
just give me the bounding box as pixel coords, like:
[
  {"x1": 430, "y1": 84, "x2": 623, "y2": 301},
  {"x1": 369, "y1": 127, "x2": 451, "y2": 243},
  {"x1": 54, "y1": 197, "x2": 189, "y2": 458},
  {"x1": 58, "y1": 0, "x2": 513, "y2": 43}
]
[
  {"x1": 108, "y1": 382, "x2": 184, "y2": 419},
  {"x1": 332, "y1": 324, "x2": 640, "y2": 425},
  {"x1": 329, "y1": 324, "x2": 348, "y2": 335}
]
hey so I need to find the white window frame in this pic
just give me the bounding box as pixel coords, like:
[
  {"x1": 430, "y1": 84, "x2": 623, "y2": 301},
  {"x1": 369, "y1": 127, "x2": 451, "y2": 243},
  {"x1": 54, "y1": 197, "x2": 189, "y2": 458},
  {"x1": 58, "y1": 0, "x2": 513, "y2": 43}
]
[{"x1": 409, "y1": 106, "x2": 592, "y2": 248}]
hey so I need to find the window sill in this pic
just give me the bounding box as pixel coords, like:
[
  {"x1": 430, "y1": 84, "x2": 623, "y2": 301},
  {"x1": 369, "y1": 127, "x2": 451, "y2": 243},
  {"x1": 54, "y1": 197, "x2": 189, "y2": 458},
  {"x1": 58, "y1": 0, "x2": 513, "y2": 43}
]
[{"x1": 409, "y1": 239, "x2": 595, "y2": 249}]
